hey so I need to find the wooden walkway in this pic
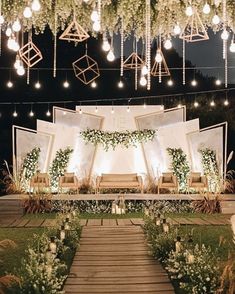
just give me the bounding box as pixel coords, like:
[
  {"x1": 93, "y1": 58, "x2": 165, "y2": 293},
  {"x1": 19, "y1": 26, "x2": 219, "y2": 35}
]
[{"x1": 64, "y1": 225, "x2": 174, "y2": 294}]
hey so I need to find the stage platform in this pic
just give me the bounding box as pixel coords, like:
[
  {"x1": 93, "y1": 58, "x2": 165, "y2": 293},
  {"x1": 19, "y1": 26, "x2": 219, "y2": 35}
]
[{"x1": 1, "y1": 193, "x2": 235, "y2": 201}]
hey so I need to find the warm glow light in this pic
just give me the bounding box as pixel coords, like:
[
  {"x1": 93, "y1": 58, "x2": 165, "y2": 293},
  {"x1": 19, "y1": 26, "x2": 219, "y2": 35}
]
[
  {"x1": 111, "y1": 107, "x2": 114, "y2": 114},
  {"x1": 0, "y1": 15, "x2": 4, "y2": 25},
  {"x1": 194, "y1": 101, "x2": 199, "y2": 108},
  {"x1": 16, "y1": 66, "x2": 25, "y2": 76},
  {"x1": 127, "y1": 106, "x2": 130, "y2": 113},
  {"x1": 143, "y1": 102, "x2": 147, "y2": 109},
  {"x1": 102, "y1": 40, "x2": 111, "y2": 52},
  {"x1": 95, "y1": 106, "x2": 98, "y2": 113},
  {"x1": 6, "y1": 27, "x2": 12, "y2": 37},
  {"x1": 167, "y1": 79, "x2": 174, "y2": 86},
  {"x1": 12, "y1": 19, "x2": 21, "y2": 32},
  {"x1": 173, "y1": 24, "x2": 181, "y2": 35},
  {"x1": 210, "y1": 100, "x2": 215, "y2": 107},
  {"x1": 224, "y1": 99, "x2": 229, "y2": 106},
  {"x1": 118, "y1": 80, "x2": 124, "y2": 88},
  {"x1": 221, "y1": 29, "x2": 229, "y2": 40},
  {"x1": 7, "y1": 37, "x2": 15, "y2": 50},
  {"x1": 141, "y1": 65, "x2": 148, "y2": 75},
  {"x1": 35, "y1": 81, "x2": 41, "y2": 89},
  {"x1": 191, "y1": 79, "x2": 197, "y2": 87},
  {"x1": 212, "y1": 14, "x2": 220, "y2": 25},
  {"x1": 155, "y1": 51, "x2": 162, "y2": 63},
  {"x1": 177, "y1": 103, "x2": 182, "y2": 108},
  {"x1": 91, "y1": 81, "x2": 97, "y2": 88},
  {"x1": 29, "y1": 110, "x2": 34, "y2": 117},
  {"x1": 107, "y1": 49, "x2": 115, "y2": 62},
  {"x1": 79, "y1": 108, "x2": 82, "y2": 114},
  {"x1": 14, "y1": 58, "x2": 21, "y2": 69},
  {"x1": 7, "y1": 81, "x2": 13, "y2": 88},
  {"x1": 215, "y1": 78, "x2": 222, "y2": 86},
  {"x1": 93, "y1": 21, "x2": 101, "y2": 32},
  {"x1": 203, "y1": 3, "x2": 210, "y2": 14},
  {"x1": 63, "y1": 80, "x2": 69, "y2": 88},
  {"x1": 160, "y1": 104, "x2": 164, "y2": 110},
  {"x1": 139, "y1": 76, "x2": 147, "y2": 86},
  {"x1": 12, "y1": 40, "x2": 20, "y2": 52},
  {"x1": 13, "y1": 110, "x2": 18, "y2": 117},
  {"x1": 63, "y1": 111, "x2": 67, "y2": 115},
  {"x1": 164, "y1": 39, "x2": 172, "y2": 50},
  {"x1": 91, "y1": 10, "x2": 99, "y2": 22},
  {"x1": 31, "y1": 0, "x2": 41, "y2": 12},
  {"x1": 46, "y1": 110, "x2": 51, "y2": 116},
  {"x1": 229, "y1": 41, "x2": 235, "y2": 53},
  {"x1": 185, "y1": 6, "x2": 193, "y2": 16},
  {"x1": 23, "y1": 6, "x2": 32, "y2": 18}
]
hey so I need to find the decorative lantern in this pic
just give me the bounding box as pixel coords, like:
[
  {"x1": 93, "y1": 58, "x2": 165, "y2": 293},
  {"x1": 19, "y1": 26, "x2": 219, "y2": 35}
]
[
  {"x1": 151, "y1": 48, "x2": 170, "y2": 78},
  {"x1": 59, "y1": 18, "x2": 89, "y2": 43},
  {"x1": 19, "y1": 41, "x2": 42, "y2": 67},
  {"x1": 123, "y1": 52, "x2": 144, "y2": 69},
  {"x1": 49, "y1": 237, "x2": 57, "y2": 254}
]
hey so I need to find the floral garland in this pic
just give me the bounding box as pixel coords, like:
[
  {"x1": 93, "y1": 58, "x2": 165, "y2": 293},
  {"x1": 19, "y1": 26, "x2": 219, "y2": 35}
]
[
  {"x1": 1, "y1": 0, "x2": 235, "y2": 38},
  {"x1": 21, "y1": 147, "x2": 41, "y2": 181},
  {"x1": 80, "y1": 129, "x2": 156, "y2": 151},
  {"x1": 199, "y1": 148, "x2": 220, "y2": 192},
  {"x1": 167, "y1": 147, "x2": 190, "y2": 192},
  {"x1": 49, "y1": 147, "x2": 73, "y2": 190}
]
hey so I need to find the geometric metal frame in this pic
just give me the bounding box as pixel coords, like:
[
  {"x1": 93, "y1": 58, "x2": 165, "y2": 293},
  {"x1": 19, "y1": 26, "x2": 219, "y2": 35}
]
[
  {"x1": 123, "y1": 52, "x2": 144, "y2": 69},
  {"x1": 19, "y1": 41, "x2": 43, "y2": 67},
  {"x1": 151, "y1": 49, "x2": 170, "y2": 77},
  {"x1": 59, "y1": 19, "x2": 90, "y2": 43}
]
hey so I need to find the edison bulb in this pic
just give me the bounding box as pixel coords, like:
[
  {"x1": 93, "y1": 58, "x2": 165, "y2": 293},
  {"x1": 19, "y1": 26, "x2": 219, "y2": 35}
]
[
  {"x1": 7, "y1": 81, "x2": 13, "y2": 88},
  {"x1": 224, "y1": 99, "x2": 229, "y2": 106},
  {"x1": 160, "y1": 105, "x2": 164, "y2": 110},
  {"x1": 212, "y1": 14, "x2": 220, "y2": 25},
  {"x1": 185, "y1": 6, "x2": 193, "y2": 16},
  {"x1": 12, "y1": 19, "x2": 21, "y2": 32},
  {"x1": 17, "y1": 66, "x2": 25, "y2": 76},
  {"x1": 229, "y1": 41, "x2": 235, "y2": 52},
  {"x1": 23, "y1": 6, "x2": 32, "y2": 18},
  {"x1": 102, "y1": 40, "x2": 111, "y2": 52},
  {"x1": 215, "y1": 78, "x2": 222, "y2": 86},
  {"x1": 118, "y1": 80, "x2": 124, "y2": 88},
  {"x1": 155, "y1": 51, "x2": 162, "y2": 63},
  {"x1": 0, "y1": 15, "x2": 4, "y2": 25},
  {"x1": 29, "y1": 110, "x2": 34, "y2": 117},
  {"x1": 35, "y1": 81, "x2": 41, "y2": 89},
  {"x1": 31, "y1": 0, "x2": 41, "y2": 12},
  {"x1": 13, "y1": 110, "x2": 18, "y2": 117},
  {"x1": 12, "y1": 40, "x2": 19, "y2": 52},
  {"x1": 177, "y1": 103, "x2": 182, "y2": 108},
  {"x1": 191, "y1": 79, "x2": 197, "y2": 86},
  {"x1": 107, "y1": 49, "x2": 115, "y2": 62},
  {"x1": 141, "y1": 65, "x2": 148, "y2": 75},
  {"x1": 173, "y1": 24, "x2": 181, "y2": 35},
  {"x1": 210, "y1": 100, "x2": 215, "y2": 107},
  {"x1": 194, "y1": 101, "x2": 199, "y2": 108},
  {"x1": 221, "y1": 29, "x2": 229, "y2": 40},
  {"x1": 6, "y1": 27, "x2": 12, "y2": 37},
  {"x1": 91, "y1": 10, "x2": 99, "y2": 22},
  {"x1": 93, "y1": 21, "x2": 101, "y2": 32},
  {"x1": 164, "y1": 39, "x2": 172, "y2": 50},
  {"x1": 63, "y1": 80, "x2": 69, "y2": 88},
  {"x1": 91, "y1": 81, "x2": 97, "y2": 88},
  {"x1": 203, "y1": 3, "x2": 210, "y2": 14},
  {"x1": 7, "y1": 37, "x2": 15, "y2": 50},
  {"x1": 140, "y1": 76, "x2": 147, "y2": 86},
  {"x1": 167, "y1": 79, "x2": 174, "y2": 86},
  {"x1": 46, "y1": 110, "x2": 51, "y2": 116}
]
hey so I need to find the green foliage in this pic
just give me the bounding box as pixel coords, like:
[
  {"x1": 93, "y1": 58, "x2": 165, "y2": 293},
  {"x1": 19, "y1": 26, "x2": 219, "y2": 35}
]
[
  {"x1": 199, "y1": 148, "x2": 220, "y2": 192},
  {"x1": 167, "y1": 148, "x2": 190, "y2": 192},
  {"x1": 80, "y1": 129, "x2": 156, "y2": 151},
  {"x1": 22, "y1": 147, "x2": 41, "y2": 181},
  {"x1": 49, "y1": 147, "x2": 73, "y2": 190}
]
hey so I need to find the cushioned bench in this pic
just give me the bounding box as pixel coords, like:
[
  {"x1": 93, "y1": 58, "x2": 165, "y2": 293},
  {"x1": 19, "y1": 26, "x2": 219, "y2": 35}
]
[{"x1": 96, "y1": 173, "x2": 143, "y2": 193}]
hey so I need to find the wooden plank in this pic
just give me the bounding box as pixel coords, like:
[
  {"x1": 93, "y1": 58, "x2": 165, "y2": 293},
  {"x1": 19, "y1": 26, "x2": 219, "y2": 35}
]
[
  {"x1": 186, "y1": 218, "x2": 210, "y2": 225},
  {"x1": 102, "y1": 219, "x2": 117, "y2": 226},
  {"x1": 172, "y1": 217, "x2": 195, "y2": 225},
  {"x1": 87, "y1": 219, "x2": 102, "y2": 226},
  {"x1": 131, "y1": 218, "x2": 144, "y2": 225},
  {"x1": 79, "y1": 219, "x2": 87, "y2": 226},
  {"x1": 16, "y1": 219, "x2": 30, "y2": 227},
  {"x1": 40, "y1": 219, "x2": 57, "y2": 227},
  {"x1": 25, "y1": 219, "x2": 44, "y2": 227},
  {"x1": 8, "y1": 217, "x2": 24, "y2": 227},
  {"x1": 0, "y1": 218, "x2": 18, "y2": 227}
]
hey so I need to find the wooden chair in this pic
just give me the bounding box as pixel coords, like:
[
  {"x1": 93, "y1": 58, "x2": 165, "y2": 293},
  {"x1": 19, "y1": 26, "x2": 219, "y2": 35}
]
[
  {"x1": 188, "y1": 172, "x2": 208, "y2": 193},
  {"x1": 158, "y1": 172, "x2": 178, "y2": 194},
  {"x1": 59, "y1": 172, "x2": 80, "y2": 194},
  {"x1": 30, "y1": 173, "x2": 50, "y2": 193}
]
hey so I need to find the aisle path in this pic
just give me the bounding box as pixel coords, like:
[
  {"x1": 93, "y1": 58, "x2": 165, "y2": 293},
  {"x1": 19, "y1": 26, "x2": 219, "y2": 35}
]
[{"x1": 63, "y1": 225, "x2": 174, "y2": 294}]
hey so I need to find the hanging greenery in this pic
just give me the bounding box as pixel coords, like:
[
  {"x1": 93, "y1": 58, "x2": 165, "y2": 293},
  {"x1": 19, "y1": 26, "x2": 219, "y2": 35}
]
[
  {"x1": 167, "y1": 147, "x2": 190, "y2": 192},
  {"x1": 80, "y1": 128, "x2": 156, "y2": 151},
  {"x1": 199, "y1": 148, "x2": 221, "y2": 193},
  {"x1": 1, "y1": 0, "x2": 235, "y2": 38},
  {"x1": 22, "y1": 147, "x2": 41, "y2": 181},
  {"x1": 49, "y1": 147, "x2": 73, "y2": 190}
]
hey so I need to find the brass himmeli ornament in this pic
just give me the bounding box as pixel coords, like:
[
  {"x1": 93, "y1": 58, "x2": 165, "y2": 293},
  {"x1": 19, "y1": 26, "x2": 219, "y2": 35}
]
[
  {"x1": 123, "y1": 52, "x2": 144, "y2": 69},
  {"x1": 151, "y1": 49, "x2": 170, "y2": 77},
  {"x1": 59, "y1": 19, "x2": 90, "y2": 43},
  {"x1": 19, "y1": 41, "x2": 43, "y2": 67},
  {"x1": 72, "y1": 54, "x2": 99, "y2": 85}
]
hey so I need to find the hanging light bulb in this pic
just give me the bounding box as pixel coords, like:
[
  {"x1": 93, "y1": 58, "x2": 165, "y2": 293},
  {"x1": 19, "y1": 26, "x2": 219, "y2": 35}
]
[
  {"x1": 79, "y1": 107, "x2": 82, "y2": 114},
  {"x1": 7, "y1": 81, "x2": 13, "y2": 88},
  {"x1": 224, "y1": 99, "x2": 229, "y2": 106},
  {"x1": 164, "y1": 39, "x2": 172, "y2": 50},
  {"x1": 16, "y1": 65, "x2": 25, "y2": 76},
  {"x1": 13, "y1": 110, "x2": 18, "y2": 117},
  {"x1": 7, "y1": 37, "x2": 15, "y2": 50},
  {"x1": 212, "y1": 14, "x2": 220, "y2": 25},
  {"x1": 177, "y1": 103, "x2": 182, "y2": 108},
  {"x1": 31, "y1": 0, "x2": 41, "y2": 12},
  {"x1": 191, "y1": 79, "x2": 197, "y2": 86},
  {"x1": 0, "y1": 15, "x2": 4, "y2": 25},
  {"x1": 167, "y1": 79, "x2": 174, "y2": 86},
  {"x1": 93, "y1": 21, "x2": 101, "y2": 32},
  {"x1": 35, "y1": 81, "x2": 41, "y2": 89},
  {"x1": 14, "y1": 55, "x2": 21, "y2": 69},
  {"x1": 215, "y1": 78, "x2": 222, "y2": 86},
  {"x1": 23, "y1": 6, "x2": 32, "y2": 18},
  {"x1": 173, "y1": 24, "x2": 181, "y2": 35},
  {"x1": 221, "y1": 29, "x2": 229, "y2": 40},
  {"x1": 118, "y1": 80, "x2": 124, "y2": 88},
  {"x1": 143, "y1": 102, "x2": 147, "y2": 108},
  {"x1": 141, "y1": 64, "x2": 148, "y2": 75},
  {"x1": 63, "y1": 80, "x2": 69, "y2": 88},
  {"x1": 210, "y1": 100, "x2": 215, "y2": 107},
  {"x1": 160, "y1": 104, "x2": 164, "y2": 110},
  {"x1": 127, "y1": 106, "x2": 130, "y2": 113},
  {"x1": 194, "y1": 101, "x2": 199, "y2": 108},
  {"x1": 12, "y1": 39, "x2": 20, "y2": 52},
  {"x1": 95, "y1": 106, "x2": 98, "y2": 113},
  {"x1": 102, "y1": 39, "x2": 111, "y2": 51},
  {"x1": 155, "y1": 50, "x2": 162, "y2": 63},
  {"x1": 12, "y1": 19, "x2": 21, "y2": 32},
  {"x1": 111, "y1": 106, "x2": 114, "y2": 114},
  {"x1": 107, "y1": 49, "x2": 115, "y2": 62},
  {"x1": 91, "y1": 81, "x2": 97, "y2": 88},
  {"x1": 6, "y1": 27, "x2": 12, "y2": 37},
  {"x1": 203, "y1": 3, "x2": 210, "y2": 14},
  {"x1": 140, "y1": 76, "x2": 147, "y2": 86},
  {"x1": 229, "y1": 40, "x2": 235, "y2": 52},
  {"x1": 185, "y1": 6, "x2": 193, "y2": 16},
  {"x1": 46, "y1": 110, "x2": 51, "y2": 116},
  {"x1": 29, "y1": 110, "x2": 34, "y2": 117},
  {"x1": 91, "y1": 10, "x2": 99, "y2": 22}
]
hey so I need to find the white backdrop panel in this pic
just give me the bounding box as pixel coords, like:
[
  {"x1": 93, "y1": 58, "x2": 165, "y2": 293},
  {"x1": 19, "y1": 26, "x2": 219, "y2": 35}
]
[
  {"x1": 15, "y1": 128, "x2": 51, "y2": 172},
  {"x1": 187, "y1": 126, "x2": 224, "y2": 175}
]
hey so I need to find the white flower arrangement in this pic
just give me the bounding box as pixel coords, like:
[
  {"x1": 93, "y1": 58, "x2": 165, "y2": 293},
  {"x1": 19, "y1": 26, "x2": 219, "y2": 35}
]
[
  {"x1": 22, "y1": 147, "x2": 41, "y2": 181},
  {"x1": 80, "y1": 129, "x2": 156, "y2": 151}
]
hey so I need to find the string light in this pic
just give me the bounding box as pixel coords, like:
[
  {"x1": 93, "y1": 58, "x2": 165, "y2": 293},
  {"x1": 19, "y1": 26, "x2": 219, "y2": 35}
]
[
  {"x1": 191, "y1": 79, "x2": 197, "y2": 87},
  {"x1": 194, "y1": 101, "x2": 199, "y2": 108},
  {"x1": 107, "y1": 49, "x2": 115, "y2": 62},
  {"x1": 185, "y1": 6, "x2": 193, "y2": 17},
  {"x1": 202, "y1": 3, "x2": 210, "y2": 14},
  {"x1": 63, "y1": 80, "x2": 70, "y2": 88},
  {"x1": 16, "y1": 63, "x2": 25, "y2": 76},
  {"x1": 91, "y1": 81, "x2": 97, "y2": 88},
  {"x1": 141, "y1": 64, "x2": 148, "y2": 75},
  {"x1": 177, "y1": 103, "x2": 182, "y2": 108},
  {"x1": 221, "y1": 29, "x2": 229, "y2": 40},
  {"x1": 31, "y1": 0, "x2": 41, "y2": 12},
  {"x1": 95, "y1": 106, "x2": 98, "y2": 113},
  {"x1": 46, "y1": 110, "x2": 51, "y2": 116},
  {"x1": 13, "y1": 110, "x2": 18, "y2": 117},
  {"x1": 160, "y1": 104, "x2": 164, "y2": 110},
  {"x1": 229, "y1": 39, "x2": 235, "y2": 52},
  {"x1": 212, "y1": 14, "x2": 220, "y2": 25},
  {"x1": 102, "y1": 35, "x2": 111, "y2": 52},
  {"x1": 6, "y1": 27, "x2": 12, "y2": 37},
  {"x1": 91, "y1": 10, "x2": 99, "y2": 22},
  {"x1": 164, "y1": 39, "x2": 172, "y2": 50},
  {"x1": 23, "y1": 6, "x2": 32, "y2": 18},
  {"x1": 173, "y1": 24, "x2": 181, "y2": 35},
  {"x1": 7, "y1": 80, "x2": 13, "y2": 88},
  {"x1": 118, "y1": 80, "x2": 124, "y2": 88},
  {"x1": 93, "y1": 21, "x2": 101, "y2": 32},
  {"x1": 12, "y1": 19, "x2": 21, "y2": 32},
  {"x1": 35, "y1": 81, "x2": 41, "y2": 89},
  {"x1": 140, "y1": 75, "x2": 147, "y2": 86},
  {"x1": 167, "y1": 79, "x2": 174, "y2": 86},
  {"x1": 0, "y1": 15, "x2": 4, "y2": 25},
  {"x1": 215, "y1": 78, "x2": 222, "y2": 86},
  {"x1": 29, "y1": 109, "x2": 34, "y2": 117},
  {"x1": 224, "y1": 99, "x2": 229, "y2": 106},
  {"x1": 155, "y1": 50, "x2": 162, "y2": 63},
  {"x1": 210, "y1": 100, "x2": 215, "y2": 107}
]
